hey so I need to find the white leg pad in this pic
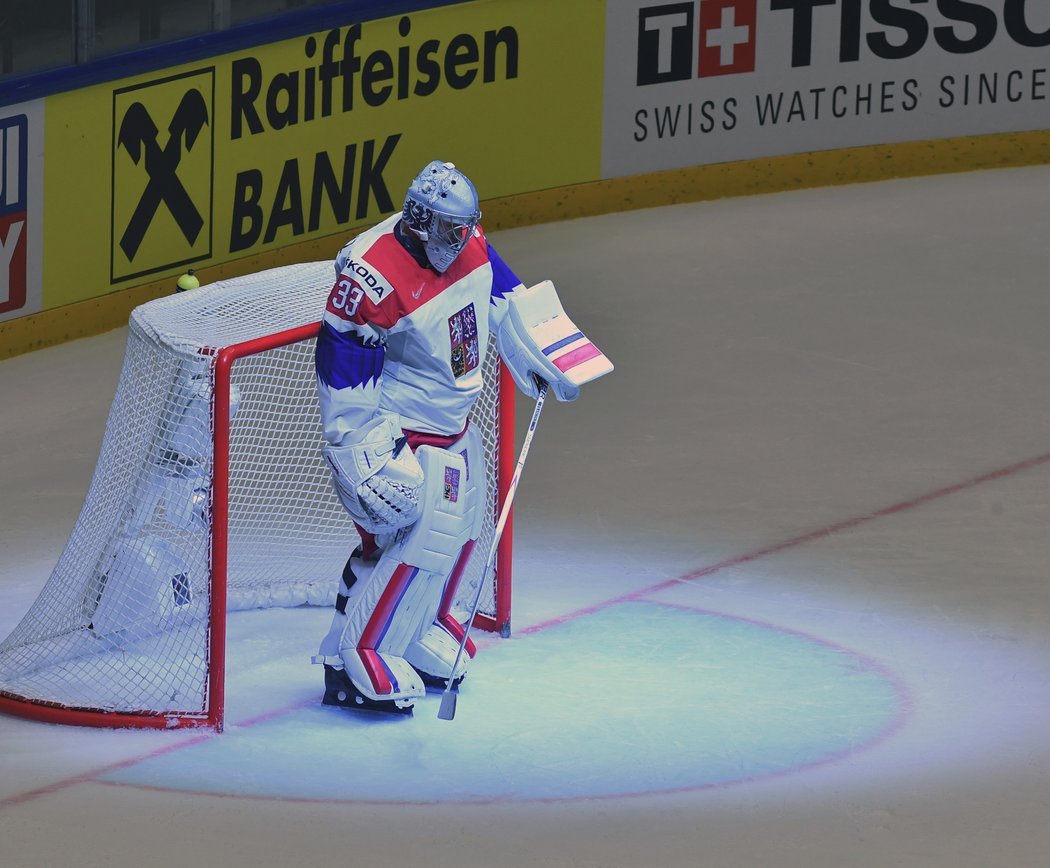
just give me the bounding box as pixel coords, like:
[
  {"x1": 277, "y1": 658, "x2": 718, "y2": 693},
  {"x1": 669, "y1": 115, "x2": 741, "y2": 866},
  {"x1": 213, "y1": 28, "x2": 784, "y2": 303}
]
[
  {"x1": 404, "y1": 620, "x2": 473, "y2": 683},
  {"x1": 338, "y1": 558, "x2": 433, "y2": 701},
  {"x1": 313, "y1": 556, "x2": 429, "y2": 702},
  {"x1": 446, "y1": 425, "x2": 488, "y2": 543},
  {"x1": 398, "y1": 445, "x2": 473, "y2": 574},
  {"x1": 402, "y1": 430, "x2": 486, "y2": 683},
  {"x1": 313, "y1": 443, "x2": 481, "y2": 702},
  {"x1": 342, "y1": 647, "x2": 425, "y2": 704}
]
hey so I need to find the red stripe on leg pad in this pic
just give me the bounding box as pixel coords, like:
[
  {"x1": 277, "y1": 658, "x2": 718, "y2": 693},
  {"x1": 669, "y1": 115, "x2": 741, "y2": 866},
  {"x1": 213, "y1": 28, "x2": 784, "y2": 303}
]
[
  {"x1": 360, "y1": 564, "x2": 417, "y2": 648},
  {"x1": 438, "y1": 540, "x2": 477, "y2": 619},
  {"x1": 439, "y1": 614, "x2": 477, "y2": 659},
  {"x1": 358, "y1": 649, "x2": 393, "y2": 695}
]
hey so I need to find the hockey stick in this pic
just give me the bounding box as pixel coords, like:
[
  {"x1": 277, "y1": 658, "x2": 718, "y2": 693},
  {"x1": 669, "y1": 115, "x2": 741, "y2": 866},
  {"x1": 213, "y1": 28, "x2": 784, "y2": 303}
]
[{"x1": 438, "y1": 379, "x2": 550, "y2": 721}]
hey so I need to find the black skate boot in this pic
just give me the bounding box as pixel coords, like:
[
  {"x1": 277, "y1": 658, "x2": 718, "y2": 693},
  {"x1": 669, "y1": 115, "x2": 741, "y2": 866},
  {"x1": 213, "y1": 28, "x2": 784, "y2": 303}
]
[
  {"x1": 322, "y1": 665, "x2": 414, "y2": 715},
  {"x1": 414, "y1": 668, "x2": 465, "y2": 691}
]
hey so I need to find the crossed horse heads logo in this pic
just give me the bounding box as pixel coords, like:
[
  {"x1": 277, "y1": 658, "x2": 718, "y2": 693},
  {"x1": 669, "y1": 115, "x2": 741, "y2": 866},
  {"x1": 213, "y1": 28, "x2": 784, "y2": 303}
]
[{"x1": 117, "y1": 89, "x2": 209, "y2": 262}]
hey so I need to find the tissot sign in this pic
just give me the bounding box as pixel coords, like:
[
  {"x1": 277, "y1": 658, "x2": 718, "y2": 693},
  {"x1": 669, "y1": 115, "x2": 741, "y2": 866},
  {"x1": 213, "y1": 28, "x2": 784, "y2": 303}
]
[{"x1": 605, "y1": 0, "x2": 1050, "y2": 176}]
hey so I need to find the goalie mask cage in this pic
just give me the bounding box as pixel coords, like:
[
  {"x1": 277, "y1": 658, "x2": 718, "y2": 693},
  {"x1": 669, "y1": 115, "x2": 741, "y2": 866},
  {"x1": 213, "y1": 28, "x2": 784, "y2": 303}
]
[{"x1": 0, "y1": 262, "x2": 514, "y2": 731}]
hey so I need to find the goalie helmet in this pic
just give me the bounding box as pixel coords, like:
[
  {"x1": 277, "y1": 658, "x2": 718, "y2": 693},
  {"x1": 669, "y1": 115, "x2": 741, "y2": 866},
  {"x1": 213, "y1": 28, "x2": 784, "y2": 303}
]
[{"x1": 402, "y1": 161, "x2": 481, "y2": 273}]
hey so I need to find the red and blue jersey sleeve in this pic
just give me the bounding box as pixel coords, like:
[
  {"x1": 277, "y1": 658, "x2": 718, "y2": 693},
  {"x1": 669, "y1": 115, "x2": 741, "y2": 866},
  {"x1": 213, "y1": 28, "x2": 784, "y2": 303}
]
[
  {"x1": 486, "y1": 240, "x2": 526, "y2": 330},
  {"x1": 487, "y1": 242, "x2": 523, "y2": 301},
  {"x1": 315, "y1": 273, "x2": 390, "y2": 445},
  {"x1": 315, "y1": 320, "x2": 384, "y2": 393}
]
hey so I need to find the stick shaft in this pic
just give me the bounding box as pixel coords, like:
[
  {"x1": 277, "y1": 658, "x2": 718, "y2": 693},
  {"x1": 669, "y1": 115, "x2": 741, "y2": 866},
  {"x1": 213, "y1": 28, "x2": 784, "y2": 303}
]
[{"x1": 438, "y1": 381, "x2": 549, "y2": 717}]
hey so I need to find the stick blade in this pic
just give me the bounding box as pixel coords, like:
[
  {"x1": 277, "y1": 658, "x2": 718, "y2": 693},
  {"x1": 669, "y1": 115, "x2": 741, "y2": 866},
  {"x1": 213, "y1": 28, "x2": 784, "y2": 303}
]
[{"x1": 437, "y1": 689, "x2": 458, "y2": 721}]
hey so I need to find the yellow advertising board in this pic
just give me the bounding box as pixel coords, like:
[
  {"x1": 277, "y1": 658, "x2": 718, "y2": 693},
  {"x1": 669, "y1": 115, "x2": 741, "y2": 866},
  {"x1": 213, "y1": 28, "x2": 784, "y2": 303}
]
[{"x1": 42, "y1": 0, "x2": 604, "y2": 310}]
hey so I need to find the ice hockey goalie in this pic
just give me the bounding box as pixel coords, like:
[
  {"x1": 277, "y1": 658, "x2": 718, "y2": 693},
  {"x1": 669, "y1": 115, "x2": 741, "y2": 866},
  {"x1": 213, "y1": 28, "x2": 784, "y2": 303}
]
[{"x1": 312, "y1": 160, "x2": 612, "y2": 714}]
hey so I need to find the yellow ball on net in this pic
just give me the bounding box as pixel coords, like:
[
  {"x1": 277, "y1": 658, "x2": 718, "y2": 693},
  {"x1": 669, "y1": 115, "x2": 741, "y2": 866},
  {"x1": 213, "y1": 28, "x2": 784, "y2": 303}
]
[{"x1": 176, "y1": 270, "x2": 200, "y2": 292}]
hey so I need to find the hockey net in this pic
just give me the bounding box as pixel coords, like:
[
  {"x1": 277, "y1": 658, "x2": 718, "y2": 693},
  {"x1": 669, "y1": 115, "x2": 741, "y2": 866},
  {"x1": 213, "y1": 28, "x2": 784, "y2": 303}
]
[{"x1": 0, "y1": 262, "x2": 513, "y2": 730}]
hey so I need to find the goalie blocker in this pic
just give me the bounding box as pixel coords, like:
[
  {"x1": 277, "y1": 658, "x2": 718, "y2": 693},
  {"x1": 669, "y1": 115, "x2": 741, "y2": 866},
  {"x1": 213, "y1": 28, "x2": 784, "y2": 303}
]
[{"x1": 497, "y1": 280, "x2": 614, "y2": 401}]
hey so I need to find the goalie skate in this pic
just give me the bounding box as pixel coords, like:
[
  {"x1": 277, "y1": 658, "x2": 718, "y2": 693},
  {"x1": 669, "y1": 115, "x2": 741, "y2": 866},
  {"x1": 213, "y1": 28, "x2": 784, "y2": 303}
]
[
  {"x1": 418, "y1": 672, "x2": 464, "y2": 691},
  {"x1": 321, "y1": 665, "x2": 414, "y2": 715},
  {"x1": 406, "y1": 615, "x2": 474, "y2": 690}
]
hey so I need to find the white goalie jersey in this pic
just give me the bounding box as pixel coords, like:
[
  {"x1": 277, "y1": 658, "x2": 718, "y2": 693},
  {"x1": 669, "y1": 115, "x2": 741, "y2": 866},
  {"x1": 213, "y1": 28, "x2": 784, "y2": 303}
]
[
  {"x1": 315, "y1": 213, "x2": 525, "y2": 444},
  {"x1": 311, "y1": 198, "x2": 612, "y2": 712}
]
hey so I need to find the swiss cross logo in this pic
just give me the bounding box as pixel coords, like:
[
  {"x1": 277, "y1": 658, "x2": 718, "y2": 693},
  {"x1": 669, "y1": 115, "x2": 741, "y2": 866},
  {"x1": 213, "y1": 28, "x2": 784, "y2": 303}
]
[
  {"x1": 637, "y1": 0, "x2": 756, "y2": 85},
  {"x1": 699, "y1": 0, "x2": 756, "y2": 76}
]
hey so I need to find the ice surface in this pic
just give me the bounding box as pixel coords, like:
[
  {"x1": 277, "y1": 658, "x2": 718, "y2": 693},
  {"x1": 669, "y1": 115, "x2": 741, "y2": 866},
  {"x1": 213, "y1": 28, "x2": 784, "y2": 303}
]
[
  {"x1": 99, "y1": 602, "x2": 904, "y2": 802},
  {"x1": 4, "y1": 166, "x2": 1050, "y2": 867}
]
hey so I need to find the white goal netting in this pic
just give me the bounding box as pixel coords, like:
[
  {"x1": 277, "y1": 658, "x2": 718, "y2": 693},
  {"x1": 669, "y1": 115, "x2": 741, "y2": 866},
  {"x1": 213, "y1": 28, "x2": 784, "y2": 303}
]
[{"x1": 0, "y1": 262, "x2": 508, "y2": 726}]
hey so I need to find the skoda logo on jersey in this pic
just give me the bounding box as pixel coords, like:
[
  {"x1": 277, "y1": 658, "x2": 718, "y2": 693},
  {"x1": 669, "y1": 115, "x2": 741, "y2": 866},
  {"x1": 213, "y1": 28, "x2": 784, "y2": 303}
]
[
  {"x1": 111, "y1": 69, "x2": 214, "y2": 283},
  {"x1": 637, "y1": 0, "x2": 756, "y2": 84}
]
